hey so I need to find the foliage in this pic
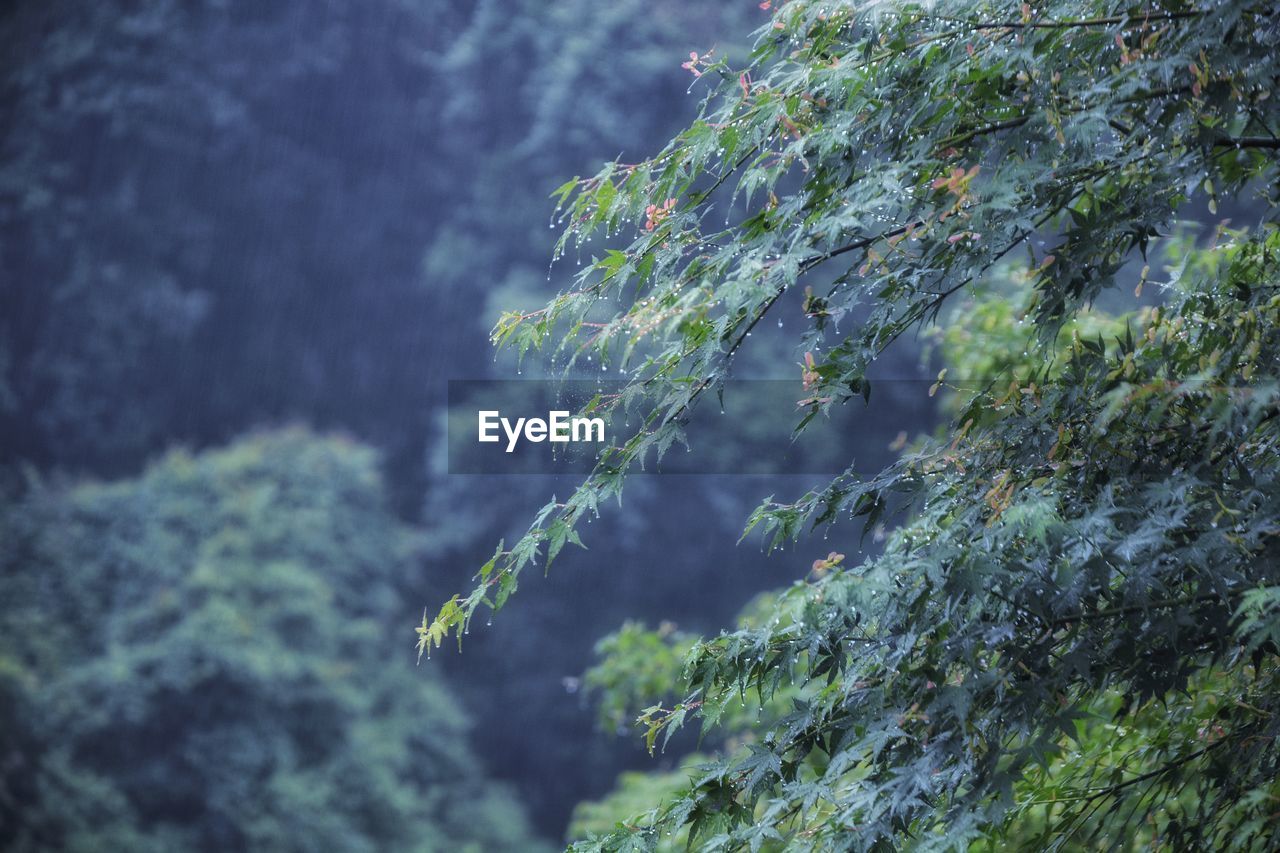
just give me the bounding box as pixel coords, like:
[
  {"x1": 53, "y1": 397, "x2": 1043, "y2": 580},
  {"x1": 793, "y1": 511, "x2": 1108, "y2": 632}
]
[
  {"x1": 584, "y1": 621, "x2": 699, "y2": 734},
  {"x1": 0, "y1": 429, "x2": 542, "y2": 852},
  {"x1": 926, "y1": 267, "x2": 1131, "y2": 409},
  {"x1": 979, "y1": 665, "x2": 1280, "y2": 850},
  {"x1": 569, "y1": 760, "x2": 702, "y2": 852},
  {"x1": 422, "y1": 0, "x2": 1280, "y2": 848},
  {"x1": 572, "y1": 594, "x2": 817, "y2": 849},
  {"x1": 584, "y1": 593, "x2": 811, "y2": 751}
]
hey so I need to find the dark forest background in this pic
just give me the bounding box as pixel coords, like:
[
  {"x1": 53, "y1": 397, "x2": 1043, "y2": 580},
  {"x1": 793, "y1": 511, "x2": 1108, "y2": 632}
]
[{"x1": 0, "y1": 2, "x2": 935, "y2": 844}]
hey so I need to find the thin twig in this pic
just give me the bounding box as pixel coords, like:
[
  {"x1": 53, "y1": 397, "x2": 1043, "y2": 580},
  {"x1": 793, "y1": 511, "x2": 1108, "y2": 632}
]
[{"x1": 943, "y1": 10, "x2": 1203, "y2": 30}]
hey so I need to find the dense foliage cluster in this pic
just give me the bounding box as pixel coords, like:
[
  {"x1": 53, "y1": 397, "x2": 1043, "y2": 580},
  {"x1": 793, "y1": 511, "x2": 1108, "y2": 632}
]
[
  {"x1": 0, "y1": 431, "x2": 540, "y2": 852},
  {"x1": 422, "y1": 0, "x2": 1280, "y2": 848}
]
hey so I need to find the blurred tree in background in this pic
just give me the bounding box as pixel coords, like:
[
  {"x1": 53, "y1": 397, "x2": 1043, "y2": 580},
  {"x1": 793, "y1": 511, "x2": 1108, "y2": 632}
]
[
  {"x1": 0, "y1": 429, "x2": 542, "y2": 851},
  {"x1": 0, "y1": 0, "x2": 752, "y2": 498}
]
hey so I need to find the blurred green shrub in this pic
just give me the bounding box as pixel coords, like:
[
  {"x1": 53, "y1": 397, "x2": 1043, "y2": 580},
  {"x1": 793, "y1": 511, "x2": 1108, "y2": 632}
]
[{"x1": 0, "y1": 428, "x2": 543, "y2": 852}]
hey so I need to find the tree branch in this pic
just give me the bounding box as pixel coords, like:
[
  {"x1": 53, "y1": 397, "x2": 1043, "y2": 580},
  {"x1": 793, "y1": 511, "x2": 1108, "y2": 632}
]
[
  {"x1": 1048, "y1": 589, "x2": 1243, "y2": 627},
  {"x1": 959, "y1": 10, "x2": 1203, "y2": 30},
  {"x1": 1214, "y1": 136, "x2": 1280, "y2": 150}
]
